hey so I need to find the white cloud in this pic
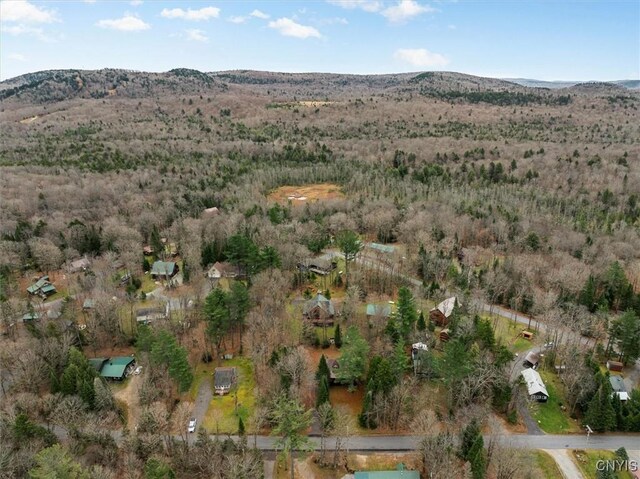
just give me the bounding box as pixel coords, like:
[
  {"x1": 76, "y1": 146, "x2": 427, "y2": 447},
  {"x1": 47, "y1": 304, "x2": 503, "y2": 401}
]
[
  {"x1": 448, "y1": 24, "x2": 456, "y2": 29},
  {"x1": 228, "y1": 16, "x2": 247, "y2": 24},
  {"x1": 130, "y1": 0, "x2": 143, "y2": 5},
  {"x1": 250, "y1": 9, "x2": 270, "y2": 19},
  {"x1": 160, "y1": 7, "x2": 220, "y2": 21},
  {"x1": 97, "y1": 15, "x2": 150, "y2": 31},
  {"x1": 327, "y1": 0, "x2": 382, "y2": 12},
  {"x1": 84, "y1": 0, "x2": 97, "y2": 3},
  {"x1": 0, "y1": 0, "x2": 57, "y2": 23},
  {"x1": 382, "y1": 0, "x2": 435, "y2": 22},
  {"x1": 319, "y1": 17, "x2": 349, "y2": 25},
  {"x1": 268, "y1": 17, "x2": 321, "y2": 39},
  {"x1": 185, "y1": 28, "x2": 208, "y2": 42},
  {"x1": 8, "y1": 53, "x2": 27, "y2": 62},
  {"x1": 394, "y1": 48, "x2": 449, "y2": 67},
  {"x1": 1, "y1": 24, "x2": 52, "y2": 41}
]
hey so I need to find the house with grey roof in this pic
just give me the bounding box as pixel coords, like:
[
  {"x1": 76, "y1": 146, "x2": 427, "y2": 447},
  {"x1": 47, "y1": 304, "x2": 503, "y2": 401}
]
[
  {"x1": 303, "y1": 293, "x2": 335, "y2": 326},
  {"x1": 150, "y1": 261, "x2": 179, "y2": 279}
]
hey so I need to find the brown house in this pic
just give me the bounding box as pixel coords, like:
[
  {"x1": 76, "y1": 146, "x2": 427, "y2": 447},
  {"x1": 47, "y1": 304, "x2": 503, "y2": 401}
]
[
  {"x1": 429, "y1": 297, "x2": 458, "y2": 327},
  {"x1": 303, "y1": 293, "x2": 335, "y2": 326}
]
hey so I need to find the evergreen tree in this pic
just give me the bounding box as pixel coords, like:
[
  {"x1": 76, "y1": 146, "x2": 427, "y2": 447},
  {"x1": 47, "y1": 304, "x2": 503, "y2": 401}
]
[
  {"x1": 29, "y1": 445, "x2": 89, "y2": 479},
  {"x1": 459, "y1": 419, "x2": 486, "y2": 479},
  {"x1": 397, "y1": 287, "x2": 418, "y2": 340},
  {"x1": 334, "y1": 323, "x2": 342, "y2": 348},
  {"x1": 316, "y1": 354, "x2": 330, "y2": 382},
  {"x1": 336, "y1": 230, "x2": 361, "y2": 288},
  {"x1": 316, "y1": 375, "x2": 330, "y2": 407},
  {"x1": 609, "y1": 310, "x2": 640, "y2": 364},
  {"x1": 238, "y1": 416, "x2": 245, "y2": 436},
  {"x1": 336, "y1": 326, "x2": 369, "y2": 390},
  {"x1": 584, "y1": 375, "x2": 616, "y2": 432},
  {"x1": 417, "y1": 311, "x2": 426, "y2": 331}
]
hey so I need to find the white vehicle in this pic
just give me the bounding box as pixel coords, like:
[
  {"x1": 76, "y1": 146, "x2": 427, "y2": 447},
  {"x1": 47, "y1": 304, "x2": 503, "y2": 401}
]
[
  {"x1": 133, "y1": 366, "x2": 143, "y2": 375},
  {"x1": 188, "y1": 418, "x2": 196, "y2": 433}
]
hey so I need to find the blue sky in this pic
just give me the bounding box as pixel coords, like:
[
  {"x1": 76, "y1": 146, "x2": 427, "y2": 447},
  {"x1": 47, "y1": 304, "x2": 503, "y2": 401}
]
[{"x1": 1, "y1": 0, "x2": 638, "y2": 81}]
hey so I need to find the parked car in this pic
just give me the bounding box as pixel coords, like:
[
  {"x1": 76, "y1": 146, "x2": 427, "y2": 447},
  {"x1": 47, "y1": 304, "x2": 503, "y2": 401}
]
[{"x1": 188, "y1": 418, "x2": 196, "y2": 433}]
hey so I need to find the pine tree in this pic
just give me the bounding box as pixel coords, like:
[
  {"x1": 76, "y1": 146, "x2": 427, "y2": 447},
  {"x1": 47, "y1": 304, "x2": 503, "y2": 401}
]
[
  {"x1": 417, "y1": 311, "x2": 426, "y2": 331},
  {"x1": 334, "y1": 323, "x2": 342, "y2": 348},
  {"x1": 316, "y1": 375, "x2": 330, "y2": 407},
  {"x1": 238, "y1": 416, "x2": 245, "y2": 436},
  {"x1": 584, "y1": 375, "x2": 616, "y2": 432},
  {"x1": 397, "y1": 287, "x2": 418, "y2": 341},
  {"x1": 316, "y1": 354, "x2": 330, "y2": 382}
]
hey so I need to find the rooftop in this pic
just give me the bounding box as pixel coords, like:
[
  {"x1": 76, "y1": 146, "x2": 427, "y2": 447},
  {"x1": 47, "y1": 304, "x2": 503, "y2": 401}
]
[
  {"x1": 151, "y1": 261, "x2": 177, "y2": 276},
  {"x1": 100, "y1": 356, "x2": 135, "y2": 379},
  {"x1": 521, "y1": 368, "x2": 549, "y2": 397}
]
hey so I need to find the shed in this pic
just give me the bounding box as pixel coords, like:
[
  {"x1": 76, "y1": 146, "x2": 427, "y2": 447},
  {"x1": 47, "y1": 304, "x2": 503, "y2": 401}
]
[
  {"x1": 214, "y1": 367, "x2": 237, "y2": 395},
  {"x1": 83, "y1": 299, "x2": 95, "y2": 310},
  {"x1": 522, "y1": 351, "x2": 540, "y2": 369},
  {"x1": 607, "y1": 360, "x2": 624, "y2": 372},
  {"x1": 609, "y1": 376, "x2": 629, "y2": 402},
  {"x1": 150, "y1": 261, "x2": 178, "y2": 279},
  {"x1": 303, "y1": 293, "x2": 335, "y2": 326},
  {"x1": 521, "y1": 368, "x2": 548, "y2": 402},
  {"x1": 100, "y1": 357, "x2": 135, "y2": 380},
  {"x1": 429, "y1": 297, "x2": 457, "y2": 327},
  {"x1": 521, "y1": 331, "x2": 534, "y2": 341},
  {"x1": 366, "y1": 303, "x2": 392, "y2": 319}
]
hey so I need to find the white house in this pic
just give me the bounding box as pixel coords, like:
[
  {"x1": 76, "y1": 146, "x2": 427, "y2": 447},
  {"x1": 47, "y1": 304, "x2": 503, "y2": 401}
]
[{"x1": 521, "y1": 368, "x2": 549, "y2": 402}]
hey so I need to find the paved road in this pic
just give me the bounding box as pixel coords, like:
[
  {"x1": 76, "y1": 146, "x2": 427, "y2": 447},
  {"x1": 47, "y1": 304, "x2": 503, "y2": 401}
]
[{"x1": 544, "y1": 449, "x2": 584, "y2": 479}]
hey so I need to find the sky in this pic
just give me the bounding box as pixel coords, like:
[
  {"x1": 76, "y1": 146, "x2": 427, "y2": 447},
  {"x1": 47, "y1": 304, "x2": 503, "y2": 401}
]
[{"x1": 0, "y1": 0, "x2": 638, "y2": 81}]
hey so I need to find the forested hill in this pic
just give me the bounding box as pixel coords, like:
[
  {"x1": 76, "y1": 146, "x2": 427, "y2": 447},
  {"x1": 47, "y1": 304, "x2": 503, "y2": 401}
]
[{"x1": 1, "y1": 68, "x2": 635, "y2": 105}]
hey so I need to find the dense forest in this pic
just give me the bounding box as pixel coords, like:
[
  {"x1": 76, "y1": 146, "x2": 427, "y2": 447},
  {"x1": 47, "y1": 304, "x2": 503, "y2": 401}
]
[{"x1": 0, "y1": 69, "x2": 639, "y2": 479}]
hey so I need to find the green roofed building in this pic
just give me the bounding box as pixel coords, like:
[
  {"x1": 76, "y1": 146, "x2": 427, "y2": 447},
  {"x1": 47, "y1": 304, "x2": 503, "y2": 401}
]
[
  {"x1": 368, "y1": 242, "x2": 395, "y2": 254},
  {"x1": 150, "y1": 261, "x2": 179, "y2": 279},
  {"x1": 366, "y1": 303, "x2": 392, "y2": 318},
  {"x1": 354, "y1": 464, "x2": 419, "y2": 479},
  {"x1": 99, "y1": 356, "x2": 135, "y2": 380},
  {"x1": 27, "y1": 276, "x2": 57, "y2": 297},
  {"x1": 88, "y1": 357, "x2": 108, "y2": 372}
]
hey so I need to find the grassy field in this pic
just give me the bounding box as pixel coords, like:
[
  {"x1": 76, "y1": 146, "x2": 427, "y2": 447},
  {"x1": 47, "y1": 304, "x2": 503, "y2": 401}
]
[
  {"x1": 572, "y1": 450, "x2": 634, "y2": 479},
  {"x1": 203, "y1": 356, "x2": 256, "y2": 434},
  {"x1": 534, "y1": 450, "x2": 564, "y2": 479},
  {"x1": 529, "y1": 370, "x2": 581, "y2": 434},
  {"x1": 488, "y1": 313, "x2": 538, "y2": 353}
]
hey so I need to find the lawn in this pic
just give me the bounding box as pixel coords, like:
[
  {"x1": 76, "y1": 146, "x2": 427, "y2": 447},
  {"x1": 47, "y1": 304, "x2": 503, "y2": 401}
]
[
  {"x1": 489, "y1": 313, "x2": 538, "y2": 353},
  {"x1": 203, "y1": 356, "x2": 256, "y2": 434},
  {"x1": 572, "y1": 450, "x2": 634, "y2": 479},
  {"x1": 140, "y1": 273, "x2": 158, "y2": 294},
  {"x1": 188, "y1": 361, "x2": 214, "y2": 401},
  {"x1": 528, "y1": 370, "x2": 581, "y2": 434},
  {"x1": 534, "y1": 450, "x2": 564, "y2": 479}
]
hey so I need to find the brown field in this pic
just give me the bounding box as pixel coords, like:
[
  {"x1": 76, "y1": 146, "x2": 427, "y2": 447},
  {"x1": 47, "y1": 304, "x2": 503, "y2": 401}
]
[{"x1": 268, "y1": 183, "x2": 345, "y2": 204}]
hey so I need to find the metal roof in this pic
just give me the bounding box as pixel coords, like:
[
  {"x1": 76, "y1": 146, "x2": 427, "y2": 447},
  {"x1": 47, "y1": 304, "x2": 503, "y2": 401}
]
[
  {"x1": 366, "y1": 303, "x2": 392, "y2": 317},
  {"x1": 609, "y1": 375, "x2": 627, "y2": 393},
  {"x1": 431, "y1": 296, "x2": 457, "y2": 318},
  {"x1": 304, "y1": 293, "x2": 335, "y2": 316},
  {"x1": 521, "y1": 368, "x2": 549, "y2": 397},
  {"x1": 151, "y1": 261, "x2": 177, "y2": 276},
  {"x1": 100, "y1": 357, "x2": 135, "y2": 379}
]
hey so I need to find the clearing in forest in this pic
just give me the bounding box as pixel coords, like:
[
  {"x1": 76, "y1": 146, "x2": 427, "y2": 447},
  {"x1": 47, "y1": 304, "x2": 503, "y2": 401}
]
[{"x1": 268, "y1": 183, "x2": 344, "y2": 204}]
